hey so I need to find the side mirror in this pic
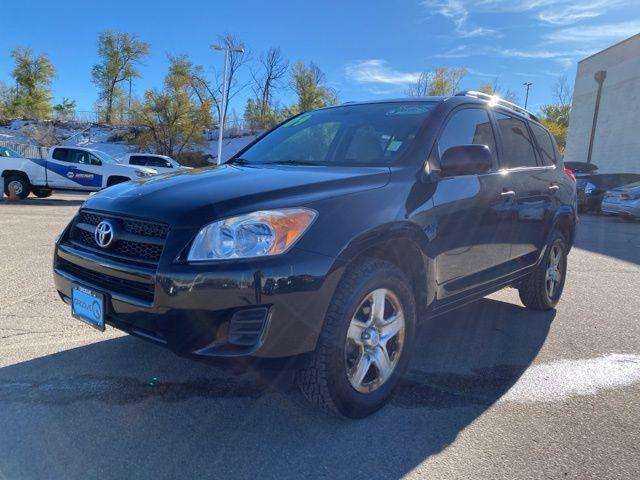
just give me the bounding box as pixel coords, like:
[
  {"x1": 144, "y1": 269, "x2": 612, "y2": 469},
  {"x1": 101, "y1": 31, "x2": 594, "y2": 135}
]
[{"x1": 440, "y1": 145, "x2": 493, "y2": 177}]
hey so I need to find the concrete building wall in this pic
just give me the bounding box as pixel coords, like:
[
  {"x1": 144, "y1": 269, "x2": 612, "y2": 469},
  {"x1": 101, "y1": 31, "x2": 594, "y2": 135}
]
[{"x1": 565, "y1": 34, "x2": 640, "y2": 173}]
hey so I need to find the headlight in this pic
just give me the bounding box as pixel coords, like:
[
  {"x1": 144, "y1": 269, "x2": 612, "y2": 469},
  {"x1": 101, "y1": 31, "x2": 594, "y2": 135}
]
[
  {"x1": 187, "y1": 208, "x2": 317, "y2": 261},
  {"x1": 135, "y1": 169, "x2": 155, "y2": 177}
]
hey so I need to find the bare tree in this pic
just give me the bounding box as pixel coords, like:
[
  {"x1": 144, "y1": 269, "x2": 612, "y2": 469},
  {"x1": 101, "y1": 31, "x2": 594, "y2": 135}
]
[
  {"x1": 553, "y1": 75, "x2": 572, "y2": 105},
  {"x1": 478, "y1": 77, "x2": 519, "y2": 104},
  {"x1": 405, "y1": 66, "x2": 467, "y2": 97},
  {"x1": 250, "y1": 47, "x2": 289, "y2": 120},
  {"x1": 405, "y1": 72, "x2": 431, "y2": 96},
  {"x1": 174, "y1": 34, "x2": 249, "y2": 129}
]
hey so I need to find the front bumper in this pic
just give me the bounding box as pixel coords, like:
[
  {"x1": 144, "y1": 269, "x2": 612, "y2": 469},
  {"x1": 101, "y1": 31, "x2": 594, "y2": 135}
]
[{"x1": 54, "y1": 242, "x2": 344, "y2": 359}]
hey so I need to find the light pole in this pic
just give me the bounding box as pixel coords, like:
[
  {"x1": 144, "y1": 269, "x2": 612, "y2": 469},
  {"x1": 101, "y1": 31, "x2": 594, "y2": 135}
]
[
  {"x1": 211, "y1": 44, "x2": 244, "y2": 165},
  {"x1": 523, "y1": 82, "x2": 533, "y2": 109}
]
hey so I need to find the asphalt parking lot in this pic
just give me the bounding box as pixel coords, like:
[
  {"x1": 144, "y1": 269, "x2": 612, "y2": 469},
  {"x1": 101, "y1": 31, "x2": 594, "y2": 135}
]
[{"x1": 0, "y1": 194, "x2": 639, "y2": 480}]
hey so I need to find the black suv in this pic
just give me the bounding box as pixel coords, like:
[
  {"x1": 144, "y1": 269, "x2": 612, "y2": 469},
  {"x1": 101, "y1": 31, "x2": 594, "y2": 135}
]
[{"x1": 54, "y1": 92, "x2": 577, "y2": 418}]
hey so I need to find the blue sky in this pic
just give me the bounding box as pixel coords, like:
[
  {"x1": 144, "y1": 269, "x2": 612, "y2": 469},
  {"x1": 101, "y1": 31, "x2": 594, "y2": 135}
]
[{"x1": 1, "y1": 0, "x2": 639, "y2": 115}]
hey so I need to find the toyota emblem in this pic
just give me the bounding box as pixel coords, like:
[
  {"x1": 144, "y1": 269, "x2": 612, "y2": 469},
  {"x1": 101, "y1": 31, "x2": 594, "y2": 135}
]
[{"x1": 95, "y1": 220, "x2": 115, "y2": 248}]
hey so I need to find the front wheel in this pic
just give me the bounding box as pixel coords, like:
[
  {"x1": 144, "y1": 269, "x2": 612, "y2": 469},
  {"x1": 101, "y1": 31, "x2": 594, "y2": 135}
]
[
  {"x1": 296, "y1": 259, "x2": 416, "y2": 418},
  {"x1": 518, "y1": 231, "x2": 568, "y2": 310},
  {"x1": 4, "y1": 175, "x2": 30, "y2": 199}
]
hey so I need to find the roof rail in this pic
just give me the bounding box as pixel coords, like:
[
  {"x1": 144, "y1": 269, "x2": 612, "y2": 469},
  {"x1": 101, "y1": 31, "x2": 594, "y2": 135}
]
[{"x1": 455, "y1": 90, "x2": 539, "y2": 121}]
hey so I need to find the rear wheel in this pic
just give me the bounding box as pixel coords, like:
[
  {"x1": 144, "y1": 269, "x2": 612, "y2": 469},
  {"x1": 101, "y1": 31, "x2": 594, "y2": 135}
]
[
  {"x1": 296, "y1": 259, "x2": 416, "y2": 418},
  {"x1": 4, "y1": 175, "x2": 30, "y2": 199},
  {"x1": 518, "y1": 231, "x2": 568, "y2": 310}
]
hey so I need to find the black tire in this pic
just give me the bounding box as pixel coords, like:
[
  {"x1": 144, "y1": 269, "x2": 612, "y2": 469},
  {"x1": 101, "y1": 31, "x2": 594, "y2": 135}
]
[
  {"x1": 296, "y1": 258, "x2": 416, "y2": 418},
  {"x1": 32, "y1": 188, "x2": 53, "y2": 198},
  {"x1": 518, "y1": 231, "x2": 568, "y2": 310},
  {"x1": 4, "y1": 175, "x2": 30, "y2": 199}
]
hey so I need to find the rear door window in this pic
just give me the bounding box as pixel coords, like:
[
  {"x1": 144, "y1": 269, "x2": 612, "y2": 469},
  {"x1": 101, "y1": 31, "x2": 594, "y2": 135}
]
[
  {"x1": 495, "y1": 112, "x2": 539, "y2": 169},
  {"x1": 530, "y1": 123, "x2": 556, "y2": 166},
  {"x1": 147, "y1": 157, "x2": 173, "y2": 168},
  {"x1": 51, "y1": 148, "x2": 69, "y2": 161},
  {"x1": 129, "y1": 155, "x2": 147, "y2": 166},
  {"x1": 67, "y1": 149, "x2": 91, "y2": 165}
]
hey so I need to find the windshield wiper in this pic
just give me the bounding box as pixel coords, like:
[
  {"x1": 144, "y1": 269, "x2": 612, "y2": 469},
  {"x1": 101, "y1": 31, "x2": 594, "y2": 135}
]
[
  {"x1": 227, "y1": 157, "x2": 252, "y2": 165},
  {"x1": 262, "y1": 160, "x2": 326, "y2": 166}
]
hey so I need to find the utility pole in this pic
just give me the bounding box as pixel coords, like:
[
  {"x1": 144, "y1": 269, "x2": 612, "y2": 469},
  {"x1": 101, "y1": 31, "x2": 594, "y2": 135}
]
[
  {"x1": 523, "y1": 82, "x2": 533, "y2": 109},
  {"x1": 211, "y1": 44, "x2": 244, "y2": 166},
  {"x1": 128, "y1": 77, "x2": 132, "y2": 112},
  {"x1": 587, "y1": 70, "x2": 607, "y2": 164}
]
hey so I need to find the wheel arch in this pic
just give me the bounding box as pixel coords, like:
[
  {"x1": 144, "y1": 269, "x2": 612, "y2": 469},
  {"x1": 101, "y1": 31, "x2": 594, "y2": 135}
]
[
  {"x1": 1, "y1": 169, "x2": 32, "y2": 184},
  {"x1": 550, "y1": 207, "x2": 577, "y2": 252},
  {"x1": 334, "y1": 221, "x2": 435, "y2": 316},
  {"x1": 106, "y1": 175, "x2": 132, "y2": 187}
]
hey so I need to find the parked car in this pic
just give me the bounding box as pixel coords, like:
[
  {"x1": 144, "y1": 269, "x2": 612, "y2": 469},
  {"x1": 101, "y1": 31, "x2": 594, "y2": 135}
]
[
  {"x1": 1, "y1": 146, "x2": 157, "y2": 199},
  {"x1": 564, "y1": 161, "x2": 598, "y2": 177},
  {"x1": 53, "y1": 92, "x2": 577, "y2": 417},
  {"x1": 120, "y1": 153, "x2": 190, "y2": 174},
  {"x1": 601, "y1": 181, "x2": 640, "y2": 220},
  {"x1": 576, "y1": 173, "x2": 640, "y2": 213}
]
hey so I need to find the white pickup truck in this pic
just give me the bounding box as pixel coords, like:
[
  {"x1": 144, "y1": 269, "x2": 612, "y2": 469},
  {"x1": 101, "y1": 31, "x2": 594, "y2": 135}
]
[
  {"x1": 0, "y1": 145, "x2": 156, "y2": 199},
  {"x1": 119, "y1": 153, "x2": 190, "y2": 174}
]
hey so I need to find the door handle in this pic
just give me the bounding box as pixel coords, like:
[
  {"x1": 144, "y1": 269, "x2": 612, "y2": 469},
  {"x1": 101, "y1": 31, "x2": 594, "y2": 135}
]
[
  {"x1": 501, "y1": 190, "x2": 516, "y2": 196},
  {"x1": 548, "y1": 184, "x2": 559, "y2": 193}
]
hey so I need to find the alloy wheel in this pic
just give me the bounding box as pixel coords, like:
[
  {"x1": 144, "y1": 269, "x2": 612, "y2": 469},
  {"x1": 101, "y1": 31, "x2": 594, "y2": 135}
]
[
  {"x1": 344, "y1": 288, "x2": 405, "y2": 394},
  {"x1": 545, "y1": 244, "x2": 563, "y2": 298}
]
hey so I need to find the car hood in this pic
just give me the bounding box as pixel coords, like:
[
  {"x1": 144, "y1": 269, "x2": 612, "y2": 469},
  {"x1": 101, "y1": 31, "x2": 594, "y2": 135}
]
[{"x1": 83, "y1": 163, "x2": 390, "y2": 227}]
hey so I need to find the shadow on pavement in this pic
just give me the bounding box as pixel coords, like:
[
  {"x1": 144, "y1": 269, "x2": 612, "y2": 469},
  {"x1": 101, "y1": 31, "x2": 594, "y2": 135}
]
[
  {"x1": 573, "y1": 214, "x2": 640, "y2": 266},
  {"x1": 0, "y1": 298, "x2": 554, "y2": 479}
]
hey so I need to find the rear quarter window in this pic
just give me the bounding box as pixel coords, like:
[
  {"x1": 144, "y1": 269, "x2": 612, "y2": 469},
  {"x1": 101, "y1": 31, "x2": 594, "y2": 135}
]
[
  {"x1": 530, "y1": 123, "x2": 556, "y2": 166},
  {"x1": 495, "y1": 112, "x2": 539, "y2": 169}
]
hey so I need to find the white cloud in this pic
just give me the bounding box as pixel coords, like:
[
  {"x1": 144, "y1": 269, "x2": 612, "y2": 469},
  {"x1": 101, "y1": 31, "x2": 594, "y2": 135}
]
[
  {"x1": 434, "y1": 45, "x2": 473, "y2": 58},
  {"x1": 466, "y1": 67, "x2": 498, "y2": 78},
  {"x1": 496, "y1": 48, "x2": 567, "y2": 59},
  {"x1": 344, "y1": 60, "x2": 422, "y2": 86},
  {"x1": 456, "y1": 0, "x2": 633, "y2": 26},
  {"x1": 421, "y1": 0, "x2": 499, "y2": 37},
  {"x1": 545, "y1": 20, "x2": 640, "y2": 44}
]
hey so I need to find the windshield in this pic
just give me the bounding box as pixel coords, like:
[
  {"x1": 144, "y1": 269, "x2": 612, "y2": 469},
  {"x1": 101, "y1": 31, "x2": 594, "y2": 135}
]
[
  {"x1": 0, "y1": 146, "x2": 22, "y2": 158},
  {"x1": 238, "y1": 102, "x2": 436, "y2": 166},
  {"x1": 93, "y1": 150, "x2": 117, "y2": 164}
]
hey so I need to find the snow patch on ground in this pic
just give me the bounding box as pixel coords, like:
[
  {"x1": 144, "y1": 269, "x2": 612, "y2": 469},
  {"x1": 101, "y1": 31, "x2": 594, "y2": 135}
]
[
  {"x1": 501, "y1": 353, "x2": 640, "y2": 403},
  {"x1": 0, "y1": 121, "x2": 257, "y2": 161}
]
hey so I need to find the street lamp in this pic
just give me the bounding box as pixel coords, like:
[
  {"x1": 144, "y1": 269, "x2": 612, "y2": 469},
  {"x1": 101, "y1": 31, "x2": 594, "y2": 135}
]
[
  {"x1": 211, "y1": 44, "x2": 245, "y2": 166},
  {"x1": 523, "y1": 82, "x2": 533, "y2": 109}
]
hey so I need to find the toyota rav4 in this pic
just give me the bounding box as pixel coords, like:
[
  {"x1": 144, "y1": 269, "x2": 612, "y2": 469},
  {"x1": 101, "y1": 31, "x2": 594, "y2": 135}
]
[{"x1": 53, "y1": 92, "x2": 577, "y2": 418}]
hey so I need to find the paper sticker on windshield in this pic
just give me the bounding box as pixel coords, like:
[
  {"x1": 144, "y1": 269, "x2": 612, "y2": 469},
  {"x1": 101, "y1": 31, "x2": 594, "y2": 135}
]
[
  {"x1": 283, "y1": 113, "x2": 312, "y2": 128},
  {"x1": 386, "y1": 105, "x2": 433, "y2": 116},
  {"x1": 386, "y1": 140, "x2": 403, "y2": 152}
]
